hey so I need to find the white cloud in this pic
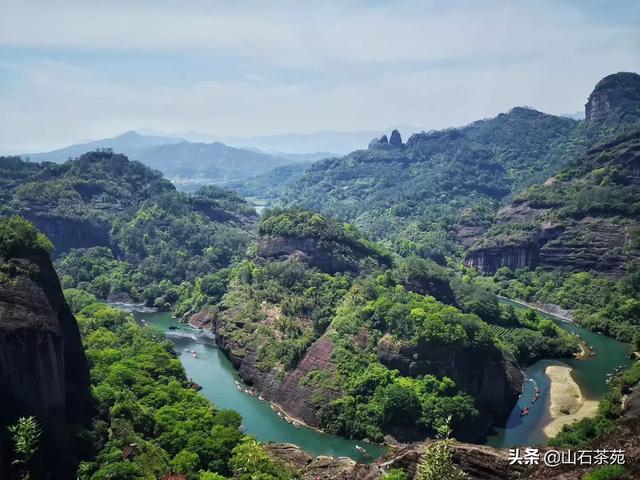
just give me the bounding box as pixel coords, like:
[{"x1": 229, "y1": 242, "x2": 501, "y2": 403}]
[{"x1": 0, "y1": 0, "x2": 639, "y2": 152}]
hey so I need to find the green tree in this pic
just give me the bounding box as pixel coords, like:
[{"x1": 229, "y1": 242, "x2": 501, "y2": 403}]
[
  {"x1": 8, "y1": 416, "x2": 42, "y2": 480},
  {"x1": 199, "y1": 472, "x2": 227, "y2": 480},
  {"x1": 582, "y1": 464, "x2": 625, "y2": 480},
  {"x1": 415, "y1": 416, "x2": 467, "y2": 480},
  {"x1": 229, "y1": 438, "x2": 289, "y2": 479},
  {"x1": 64, "y1": 288, "x2": 98, "y2": 313},
  {"x1": 385, "y1": 469, "x2": 408, "y2": 480},
  {"x1": 171, "y1": 449, "x2": 200, "y2": 474}
]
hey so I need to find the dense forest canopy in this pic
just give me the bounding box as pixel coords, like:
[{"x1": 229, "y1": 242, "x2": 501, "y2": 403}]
[{"x1": 0, "y1": 151, "x2": 258, "y2": 309}]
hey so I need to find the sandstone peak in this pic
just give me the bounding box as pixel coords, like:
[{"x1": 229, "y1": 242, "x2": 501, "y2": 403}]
[
  {"x1": 389, "y1": 129, "x2": 403, "y2": 146},
  {"x1": 585, "y1": 71, "x2": 640, "y2": 128}
]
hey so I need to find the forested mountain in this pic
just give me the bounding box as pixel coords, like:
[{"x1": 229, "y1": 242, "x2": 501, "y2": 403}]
[
  {"x1": 465, "y1": 73, "x2": 640, "y2": 346},
  {"x1": 2, "y1": 71, "x2": 640, "y2": 479},
  {"x1": 277, "y1": 109, "x2": 581, "y2": 261},
  {"x1": 0, "y1": 151, "x2": 257, "y2": 307},
  {"x1": 208, "y1": 209, "x2": 577, "y2": 444},
  {"x1": 23, "y1": 131, "x2": 308, "y2": 187},
  {"x1": 0, "y1": 217, "x2": 292, "y2": 480},
  {"x1": 466, "y1": 130, "x2": 640, "y2": 276},
  {"x1": 272, "y1": 73, "x2": 640, "y2": 264},
  {"x1": 0, "y1": 217, "x2": 93, "y2": 479}
]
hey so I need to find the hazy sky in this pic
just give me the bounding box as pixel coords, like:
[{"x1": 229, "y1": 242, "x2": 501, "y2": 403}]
[{"x1": 1, "y1": 0, "x2": 639, "y2": 153}]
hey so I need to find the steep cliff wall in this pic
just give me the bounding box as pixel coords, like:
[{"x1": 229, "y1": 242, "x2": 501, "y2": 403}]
[
  {"x1": 21, "y1": 213, "x2": 111, "y2": 255},
  {"x1": 466, "y1": 131, "x2": 640, "y2": 275},
  {"x1": 0, "y1": 246, "x2": 92, "y2": 479},
  {"x1": 257, "y1": 235, "x2": 351, "y2": 273},
  {"x1": 257, "y1": 234, "x2": 385, "y2": 274},
  {"x1": 586, "y1": 72, "x2": 640, "y2": 128},
  {"x1": 212, "y1": 307, "x2": 338, "y2": 428},
  {"x1": 377, "y1": 334, "x2": 523, "y2": 441}
]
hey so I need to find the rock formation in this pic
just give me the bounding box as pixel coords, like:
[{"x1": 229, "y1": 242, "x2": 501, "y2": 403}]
[
  {"x1": 389, "y1": 129, "x2": 403, "y2": 146},
  {"x1": 377, "y1": 334, "x2": 523, "y2": 441},
  {"x1": 214, "y1": 307, "x2": 340, "y2": 428},
  {"x1": 0, "y1": 238, "x2": 92, "y2": 479},
  {"x1": 257, "y1": 235, "x2": 354, "y2": 273},
  {"x1": 466, "y1": 130, "x2": 640, "y2": 274},
  {"x1": 267, "y1": 440, "x2": 526, "y2": 479},
  {"x1": 586, "y1": 72, "x2": 640, "y2": 128}
]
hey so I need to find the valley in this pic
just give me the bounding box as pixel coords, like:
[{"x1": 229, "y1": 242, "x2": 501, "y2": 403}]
[{"x1": 1, "y1": 71, "x2": 640, "y2": 479}]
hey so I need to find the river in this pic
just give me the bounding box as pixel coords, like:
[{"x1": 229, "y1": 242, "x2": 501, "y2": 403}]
[
  {"x1": 120, "y1": 297, "x2": 633, "y2": 459},
  {"x1": 129, "y1": 308, "x2": 386, "y2": 462},
  {"x1": 485, "y1": 298, "x2": 634, "y2": 447}
]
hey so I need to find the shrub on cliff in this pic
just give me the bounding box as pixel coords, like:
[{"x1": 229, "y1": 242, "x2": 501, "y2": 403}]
[
  {"x1": 0, "y1": 216, "x2": 53, "y2": 258},
  {"x1": 258, "y1": 207, "x2": 392, "y2": 267}
]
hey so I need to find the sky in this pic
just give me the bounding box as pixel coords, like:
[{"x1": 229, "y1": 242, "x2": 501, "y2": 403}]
[{"x1": 1, "y1": 0, "x2": 639, "y2": 153}]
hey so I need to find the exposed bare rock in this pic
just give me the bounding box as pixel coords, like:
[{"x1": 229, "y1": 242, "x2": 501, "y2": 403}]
[
  {"x1": 305, "y1": 455, "x2": 359, "y2": 479},
  {"x1": 586, "y1": 72, "x2": 640, "y2": 128},
  {"x1": 265, "y1": 443, "x2": 312, "y2": 470},
  {"x1": 269, "y1": 440, "x2": 525, "y2": 480},
  {"x1": 188, "y1": 309, "x2": 214, "y2": 328},
  {"x1": 389, "y1": 129, "x2": 403, "y2": 147},
  {"x1": 380, "y1": 441, "x2": 525, "y2": 480},
  {"x1": 258, "y1": 235, "x2": 354, "y2": 273},
  {"x1": 272, "y1": 336, "x2": 340, "y2": 427},
  {"x1": 377, "y1": 334, "x2": 523, "y2": 442},
  {"x1": 0, "y1": 247, "x2": 92, "y2": 478},
  {"x1": 214, "y1": 304, "x2": 340, "y2": 428},
  {"x1": 455, "y1": 225, "x2": 488, "y2": 248}
]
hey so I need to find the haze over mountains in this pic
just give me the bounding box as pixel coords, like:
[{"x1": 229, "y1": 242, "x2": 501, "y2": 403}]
[
  {"x1": 22, "y1": 131, "x2": 314, "y2": 188},
  {"x1": 2, "y1": 71, "x2": 640, "y2": 480},
  {"x1": 19, "y1": 126, "x2": 424, "y2": 189}
]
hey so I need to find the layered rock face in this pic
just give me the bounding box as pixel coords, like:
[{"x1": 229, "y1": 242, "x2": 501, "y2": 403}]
[
  {"x1": 214, "y1": 308, "x2": 339, "y2": 428},
  {"x1": 466, "y1": 132, "x2": 640, "y2": 275},
  {"x1": 257, "y1": 234, "x2": 387, "y2": 274},
  {"x1": 258, "y1": 235, "x2": 350, "y2": 273},
  {"x1": 586, "y1": 72, "x2": 640, "y2": 128},
  {"x1": 377, "y1": 334, "x2": 523, "y2": 441},
  {"x1": 21, "y1": 213, "x2": 111, "y2": 255},
  {"x1": 0, "y1": 248, "x2": 92, "y2": 479}
]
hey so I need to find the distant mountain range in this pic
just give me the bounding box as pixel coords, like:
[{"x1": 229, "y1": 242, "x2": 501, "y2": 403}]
[
  {"x1": 19, "y1": 125, "x2": 424, "y2": 190},
  {"x1": 21, "y1": 131, "x2": 327, "y2": 188},
  {"x1": 132, "y1": 125, "x2": 423, "y2": 154}
]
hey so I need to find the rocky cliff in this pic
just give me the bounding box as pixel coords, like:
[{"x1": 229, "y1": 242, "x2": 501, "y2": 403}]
[
  {"x1": 267, "y1": 440, "x2": 525, "y2": 480},
  {"x1": 377, "y1": 334, "x2": 523, "y2": 441},
  {"x1": 0, "y1": 237, "x2": 92, "y2": 478},
  {"x1": 466, "y1": 130, "x2": 640, "y2": 274},
  {"x1": 586, "y1": 72, "x2": 640, "y2": 129},
  {"x1": 212, "y1": 304, "x2": 339, "y2": 428},
  {"x1": 258, "y1": 235, "x2": 356, "y2": 274}
]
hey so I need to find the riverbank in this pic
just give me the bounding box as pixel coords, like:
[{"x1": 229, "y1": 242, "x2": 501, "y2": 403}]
[
  {"x1": 542, "y1": 364, "x2": 598, "y2": 438},
  {"x1": 497, "y1": 296, "x2": 573, "y2": 322}
]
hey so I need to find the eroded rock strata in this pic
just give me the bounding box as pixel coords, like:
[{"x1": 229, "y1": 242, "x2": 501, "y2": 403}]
[{"x1": 0, "y1": 245, "x2": 92, "y2": 479}]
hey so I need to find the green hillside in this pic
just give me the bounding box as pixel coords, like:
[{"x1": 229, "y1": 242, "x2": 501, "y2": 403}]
[{"x1": 0, "y1": 151, "x2": 257, "y2": 307}]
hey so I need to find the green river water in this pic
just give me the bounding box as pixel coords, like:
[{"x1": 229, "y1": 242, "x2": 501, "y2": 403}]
[
  {"x1": 486, "y1": 298, "x2": 634, "y2": 447},
  {"x1": 121, "y1": 296, "x2": 633, "y2": 460},
  {"x1": 129, "y1": 308, "x2": 386, "y2": 462}
]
